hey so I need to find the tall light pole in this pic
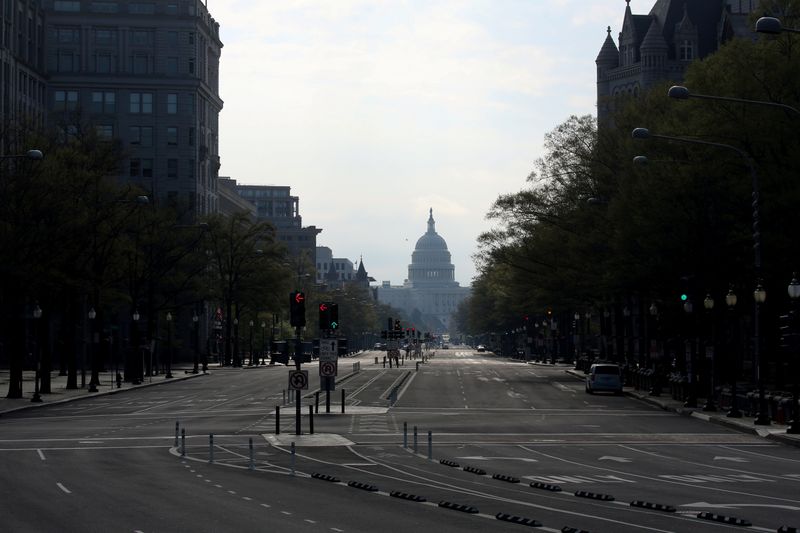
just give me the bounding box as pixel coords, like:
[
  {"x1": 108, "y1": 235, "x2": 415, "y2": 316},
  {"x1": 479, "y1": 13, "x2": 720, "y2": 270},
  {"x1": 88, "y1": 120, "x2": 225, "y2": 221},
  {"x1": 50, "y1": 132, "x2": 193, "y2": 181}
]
[
  {"x1": 132, "y1": 308, "x2": 141, "y2": 385},
  {"x1": 787, "y1": 274, "x2": 800, "y2": 434},
  {"x1": 88, "y1": 307, "x2": 98, "y2": 392},
  {"x1": 726, "y1": 288, "x2": 742, "y2": 418},
  {"x1": 702, "y1": 294, "x2": 716, "y2": 412},
  {"x1": 260, "y1": 321, "x2": 266, "y2": 365},
  {"x1": 248, "y1": 319, "x2": 254, "y2": 366},
  {"x1": 192, "y1": 313, "x2": 199, "y2": 374},
  {"x1": 31, "y1": 303, "x2": 43, "y2": 403},
  {"x1": 165, "y1": 312, "x2": 173, "y2": 379},
  {"x1": 633, "y1": 127, "x2": 767, "y2": 423},
  {"x1": 683, "y1": 297, "x2": 697, "y2": 408},
  {"x1": 648, "y1": 302, "x2": 660, "y2": 396}
]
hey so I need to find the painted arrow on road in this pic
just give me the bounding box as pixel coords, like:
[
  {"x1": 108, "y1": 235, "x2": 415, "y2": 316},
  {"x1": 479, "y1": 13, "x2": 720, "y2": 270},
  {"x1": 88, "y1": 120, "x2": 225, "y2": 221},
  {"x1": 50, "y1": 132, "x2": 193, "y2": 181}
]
[
  {"x1": 456, "y1": 456, "x2": 538, "y2": 462},
  {"x1": 713, "y1": 456, "x2": 748, "y2": 462},
  {"x1": 682, "y1": 502, "x2": 800, "y2": 511},
  {"x1": 598, "y1": 456, "x2": 632, "y2": 463}
]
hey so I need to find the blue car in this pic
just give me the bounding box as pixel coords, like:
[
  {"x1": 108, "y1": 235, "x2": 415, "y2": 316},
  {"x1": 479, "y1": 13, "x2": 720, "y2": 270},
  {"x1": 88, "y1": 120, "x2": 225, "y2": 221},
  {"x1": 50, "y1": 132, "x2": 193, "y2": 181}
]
[{"x1": 586, "y1": 363, "x2": 623, "y2": 395}]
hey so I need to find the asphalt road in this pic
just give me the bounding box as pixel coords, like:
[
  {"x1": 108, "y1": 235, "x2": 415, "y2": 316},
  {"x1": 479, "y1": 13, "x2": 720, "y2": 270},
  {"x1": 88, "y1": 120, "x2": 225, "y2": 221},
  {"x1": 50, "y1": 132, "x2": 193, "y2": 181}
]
[{"x1": 1, "y1": 347, "x2": 799, "y2": 532}]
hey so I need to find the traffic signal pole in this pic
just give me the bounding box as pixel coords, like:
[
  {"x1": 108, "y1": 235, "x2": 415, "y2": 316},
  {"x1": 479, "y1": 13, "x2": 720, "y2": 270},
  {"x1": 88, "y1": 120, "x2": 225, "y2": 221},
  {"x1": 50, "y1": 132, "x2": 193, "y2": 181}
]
[{"x1": 295, "y1": 325, "x2": 302, "y2": 436}]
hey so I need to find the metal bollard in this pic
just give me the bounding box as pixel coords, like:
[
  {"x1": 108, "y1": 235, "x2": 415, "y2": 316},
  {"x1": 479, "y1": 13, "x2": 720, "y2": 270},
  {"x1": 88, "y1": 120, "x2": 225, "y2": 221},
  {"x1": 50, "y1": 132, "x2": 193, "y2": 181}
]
[
  {"x1": 403, "y1": 422, "x2": 407, "y2": 448},
  {"x1": 383, "y1": 356, "x2": 386, "y2": 368},
  {"x1": 375, "y1": 356, "x2": 378, "y2": 364},
  {"x1": 428, "y1": 430, "x2": 432, "y2": 460},
  {"x1": 290, "y1": 442, "x2": 296, "y2": 476},
  {"x1": 181, "y1": 428, "x2": 186, "y2": 457},
  {"x1": 341, "y1": 389, "x2": 346, "y2": 413},
  {"x1": 249, "y1": 438, "x2": 255, "y2": 471},
  {"x1": 175, "y1": 420, "x2": 180, "y2": 447},
  {"x1": 413, "y1": 425, "x2": 418, "y2": 453},
  {"x1": 209, "y1": 434, "x2": 214, "y2": 464},
  {"x1": 315, "y1": 391, "x2": 320, "y2": 414},
  {"x1": 282, "y1": 390, "x2": 286, "y2": 404},
  {"x1": 309, "y1": 405, "x2": 314, "y2": 434},
  {"x1": 276, "y1": 405, "x2": 281, "y2": 435},
  {"x1": 416, "y1": 361, "x2": 420, "y2": 372}
]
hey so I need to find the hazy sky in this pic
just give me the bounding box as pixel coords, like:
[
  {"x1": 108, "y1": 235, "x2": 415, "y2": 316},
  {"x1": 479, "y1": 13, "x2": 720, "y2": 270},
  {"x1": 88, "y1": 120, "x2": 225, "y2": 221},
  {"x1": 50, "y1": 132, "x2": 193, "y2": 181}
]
[{"x1": 213, "y1": 0, "x2": 626, "y2": 286}]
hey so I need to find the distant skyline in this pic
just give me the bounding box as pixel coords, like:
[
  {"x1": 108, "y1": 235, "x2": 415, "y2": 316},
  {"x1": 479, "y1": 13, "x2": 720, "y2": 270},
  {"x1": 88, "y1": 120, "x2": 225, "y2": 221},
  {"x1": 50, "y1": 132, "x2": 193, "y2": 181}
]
[{"x1": 214, "y1": 0, "x2": 626, "y2": 286}]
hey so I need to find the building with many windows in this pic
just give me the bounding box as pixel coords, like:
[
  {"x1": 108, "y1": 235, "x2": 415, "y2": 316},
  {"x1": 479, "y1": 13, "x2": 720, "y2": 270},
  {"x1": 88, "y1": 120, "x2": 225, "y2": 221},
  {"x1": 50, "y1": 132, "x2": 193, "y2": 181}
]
[
  {"x1": 596, "y1": 0, "x2": 756, "y2": 121},
  {"x1": 42, "y1": 0, "x2": 223, "y2": 218},
  {"x1": 235, "y1": 183, "x2": 321, "y2": 262},
  {"x1": 377, "y1": 209, "x2": 470, "y2": 333}
]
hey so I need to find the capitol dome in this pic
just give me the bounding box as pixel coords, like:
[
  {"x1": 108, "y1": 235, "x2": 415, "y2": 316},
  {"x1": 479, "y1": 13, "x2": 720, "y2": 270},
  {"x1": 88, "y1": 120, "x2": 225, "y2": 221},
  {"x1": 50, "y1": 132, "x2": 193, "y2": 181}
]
[{"x1": 408, "y1": 209, "x2": 457, "y2": 287}]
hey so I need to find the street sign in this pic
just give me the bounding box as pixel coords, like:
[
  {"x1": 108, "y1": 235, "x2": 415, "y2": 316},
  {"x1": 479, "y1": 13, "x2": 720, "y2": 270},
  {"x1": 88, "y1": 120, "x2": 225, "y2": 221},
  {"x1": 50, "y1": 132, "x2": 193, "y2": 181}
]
[
  {"x1": 319, "y1": 360, "x2": 337, "y2": 377},
  {"x1": 288, "y1": 370, "x2": 309, "y2": 390},
  {"x1": 319, "y1": 339, "x2": 338, "y2": 362}
]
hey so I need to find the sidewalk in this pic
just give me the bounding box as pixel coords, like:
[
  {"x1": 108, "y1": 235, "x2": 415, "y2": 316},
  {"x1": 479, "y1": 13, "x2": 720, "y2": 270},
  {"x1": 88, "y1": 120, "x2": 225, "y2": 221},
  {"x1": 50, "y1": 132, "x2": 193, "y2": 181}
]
[
  {"x1": 562, "y1": 366, "x2": 800, "y2": 449},
  {"x1": 0, "y1": 365, "x2": 206, "y2": 416}
]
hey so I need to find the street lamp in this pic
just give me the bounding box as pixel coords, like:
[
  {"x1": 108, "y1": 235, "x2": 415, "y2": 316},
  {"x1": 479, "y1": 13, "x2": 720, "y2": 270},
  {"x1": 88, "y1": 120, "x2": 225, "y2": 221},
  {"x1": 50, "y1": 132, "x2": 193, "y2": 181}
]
[
  {"x1": 260, "y1": 321, "x2": 266, "y2": 365},
  {"x1": 0, "y1": 149, "x2": 44, "y2": 161},
  {"x1": 648, "y1": 302, "x2": 660, "y2": 396},
  {"x1": 88, "y1": 307, "x2": 98, "y2": 392},
  {"x1": 787, "y1": 274, "x2": 800, "y2": 434},
  {"x1": 192, "y1": 313, "x2": 199, "y2": 374},
  {"x1": 132, "y1": 308, "x2": 141, "y2": 384},
  {"x1": 233, "y1": 317, "x2": 240, "y2": 367},
  {"x1": 726, "y1": 288, "x2": 742, "y2": 418},
  {"x1": 755, "y1": 17, "x2": 800, "y2": 35},
  {"x1": 165, "y1": 312, "x2": 173, "y2": 379},
  {"x1": 753, "y1": 283, "x2": 770, "y2": 425},
  {"x1": 248, "y1": 319, "x2": 254, "y2": 366},
  {"x1": 668, "y1": 85, "x2": 800, "y2": 117},
  {"x1": 702, "y1": 294, "x2": 716, "y2": 411},
  {"x1": 683, "y1": 297, "x2": 697, "y2": 408},
  {"x1": 31, "y1": 303, "x2": 43, "y2": 402}
]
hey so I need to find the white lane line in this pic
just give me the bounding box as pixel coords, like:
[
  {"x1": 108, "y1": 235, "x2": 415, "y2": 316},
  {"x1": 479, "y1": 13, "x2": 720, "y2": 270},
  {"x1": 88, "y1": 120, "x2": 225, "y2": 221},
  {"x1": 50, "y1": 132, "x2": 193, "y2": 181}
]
[
  {"x1": 281, "y1": 511, "x2": 292, "y2": 516},
  {"x1": 57, "y1": 482, "x2": 71, "y2": 494},
  {"x1": 260, "y1": 503, "x2": 271, "y2": 508},
  {"x1": 37, "y1": 449, "x2": 45, "y2": 461},
  {"x1": 331, "y1": 528, "x2": 344, "y2": 532},
  {"x1": 305, "y1": 519, "x2": 316, "y2": 524}
]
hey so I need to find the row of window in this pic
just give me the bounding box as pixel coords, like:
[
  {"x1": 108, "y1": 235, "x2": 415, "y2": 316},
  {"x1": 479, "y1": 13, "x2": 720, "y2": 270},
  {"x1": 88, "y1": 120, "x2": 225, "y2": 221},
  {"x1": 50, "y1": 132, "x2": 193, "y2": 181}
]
[
  {"x1": 54, "y1": 90, "x2": 192, "y2": 115},
  {"x1": 54, "y1": 2, "x2": 197, "y2": 16},
  {"x1": 129, "y1": 157, "x2": 193, "y2": 179},
  {"x1": 52, "y1": 49, "x2": 196, "y2": 75},
  {"x1": 53, "y1": 27, "x2": 195, "y2": 48}
]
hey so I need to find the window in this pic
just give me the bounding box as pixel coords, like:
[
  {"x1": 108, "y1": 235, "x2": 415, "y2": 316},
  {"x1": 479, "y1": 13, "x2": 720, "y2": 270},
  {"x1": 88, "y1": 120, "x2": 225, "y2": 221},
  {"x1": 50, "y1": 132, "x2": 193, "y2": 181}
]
[
  {"x1": 167, "y1": 127, "x2": 177, "y2": 145},
  {"x1": 91, "y1": 91, "x2": 115, "y2": 113},
  {"x1": 129, "y1": 159, "x2": 141, "y2": 177},
  {"x1": 679, "y1": 40, "x2": 694, "y2": 61},
  {"x1": 129, "y1": 126, "x2": 152, "y2": 146},
  {"x1": 188, "y1": 127, "x2": 195, "y2": 146},
  {"x1": 131, "y1": 54, "x2": 149, "y2": 74},
  {"x1": 167, "y1": 93, "x2": 177, "y2": 114},
  {"x1": 54, "y1": 90, "x2": 79, "y2": 112},
  {"x1": 188, "y1": 32, "x2": 194, "y2": 45},
  {"x1": 55, "y1": 28, "x2": 79, "y2": 44},
  {"x1": 54, "y1": 1, "x2": 81, "y2": 12},
  {"x1": 91, "y1": 2, "x2": 118, "y2": 13},
  {"x1": 166, "y1": 57, "x2": 178, "y2": 75},
  {"x1": 142, "y1": 159, "x2": 153, "y2": 178},
  {"x1": 167, "y1": 158, "x2": 178, "y2": 178},
  {"x1": 188, "y1": 58, "x2": 194, "y2": 75},
  {"x1": 94, "y1": 29, "x2": 117, "y2": 46},
  {"x1": 187, "y1": 159, "x2": 194, "y2": 179},
  {"x1": 129, "y1": 92, "x2": 153, "y2": 113},
  {"x1": 129, "y1": 3, "x2": 155, "y2": 14},
  {"x1": 57, "y1": 50, "x2": 77, "y2": 72},
  {"x1": 95, "y1": 52, "x2": 115, "y2": 73},
  {"x1": 96, "y1": 125, "x2": 114, "y2": 141},
  {"x1": 166, "y1": 3, "x2": 178, "y2": 14},
  {"x1": 166, "y1": 31, "x2": 178, "y2": 48}
]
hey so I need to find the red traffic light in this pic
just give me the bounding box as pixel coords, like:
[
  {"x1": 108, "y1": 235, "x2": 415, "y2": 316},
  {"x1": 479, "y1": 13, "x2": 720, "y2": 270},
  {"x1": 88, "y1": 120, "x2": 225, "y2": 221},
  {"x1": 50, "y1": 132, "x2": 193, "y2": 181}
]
[
  {"x1": 294, "y1": 292, "x2": 305, "y2": 304},
  {"x1": 319, "y1": 303, "x2": 328, "y2": 312}
]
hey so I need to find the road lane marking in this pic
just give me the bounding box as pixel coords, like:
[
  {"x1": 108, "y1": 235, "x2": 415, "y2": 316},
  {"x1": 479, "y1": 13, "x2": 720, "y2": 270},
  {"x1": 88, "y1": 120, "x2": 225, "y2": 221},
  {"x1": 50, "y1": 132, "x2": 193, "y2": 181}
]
[
  {"x1": 37, "y1": 449, "x2": 45, "y2": 460},
  {"x1": 57, "y1": 482, "x2": 71, "y2": 494}
]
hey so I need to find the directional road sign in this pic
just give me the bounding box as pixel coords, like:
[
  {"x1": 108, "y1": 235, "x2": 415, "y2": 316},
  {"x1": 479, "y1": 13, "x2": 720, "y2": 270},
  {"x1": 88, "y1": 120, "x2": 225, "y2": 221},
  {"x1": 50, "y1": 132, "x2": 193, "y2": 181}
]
[
  {"x1": 319, "y1": 360, "x2": 337, "y2": 377},
  {"x1": 319, "y1": 339, "x2": 338, "y2": 362},
  {"x1": 288, "y1": 370, "x2": 309, "y2": 390}
]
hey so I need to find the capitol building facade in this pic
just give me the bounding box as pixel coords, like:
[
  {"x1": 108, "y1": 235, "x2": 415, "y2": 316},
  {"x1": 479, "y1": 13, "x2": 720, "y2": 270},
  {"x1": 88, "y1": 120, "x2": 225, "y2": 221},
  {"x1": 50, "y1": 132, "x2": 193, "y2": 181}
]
[{"x1": 376, "y1": 210, "x2": 471, "y2": 333}]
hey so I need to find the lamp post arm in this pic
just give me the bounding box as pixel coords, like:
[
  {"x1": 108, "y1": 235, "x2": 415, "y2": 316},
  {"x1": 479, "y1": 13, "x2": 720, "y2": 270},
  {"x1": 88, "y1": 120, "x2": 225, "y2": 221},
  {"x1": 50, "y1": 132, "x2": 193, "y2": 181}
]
[{"x1": 687, "y1": 92, "x2": 800, "y2": 118}]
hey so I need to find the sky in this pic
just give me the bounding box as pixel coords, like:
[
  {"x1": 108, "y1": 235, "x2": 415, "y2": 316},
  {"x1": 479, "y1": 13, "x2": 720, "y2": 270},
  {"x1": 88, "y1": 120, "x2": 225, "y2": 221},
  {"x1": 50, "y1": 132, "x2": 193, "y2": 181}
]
[{"x1": 212, "y1": 0, "x2": 625, "y2": 286}]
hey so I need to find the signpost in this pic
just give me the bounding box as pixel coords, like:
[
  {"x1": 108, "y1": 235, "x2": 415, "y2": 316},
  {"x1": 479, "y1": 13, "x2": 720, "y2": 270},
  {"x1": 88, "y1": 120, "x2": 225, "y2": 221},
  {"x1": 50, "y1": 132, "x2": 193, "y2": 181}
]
[
  {"x1": 319, "y1": 338, "x2": 338, "y2": 412},
  {"x1": 288, "y1": 370, "x2": 309, "y2": 390}
]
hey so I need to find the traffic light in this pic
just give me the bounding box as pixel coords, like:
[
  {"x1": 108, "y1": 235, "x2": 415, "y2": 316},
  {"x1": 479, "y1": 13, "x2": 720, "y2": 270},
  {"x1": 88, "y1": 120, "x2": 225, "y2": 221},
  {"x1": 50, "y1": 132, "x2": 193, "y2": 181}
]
[
  {"x1": 289, "y1": 291, "x2": 306, "y2": 328},
  {"x1": 394, "y1": 319, "x2": 401, "y2": 331},
  {"x1": 318, "y1": 302, "x2": 340, "y2": 330}
]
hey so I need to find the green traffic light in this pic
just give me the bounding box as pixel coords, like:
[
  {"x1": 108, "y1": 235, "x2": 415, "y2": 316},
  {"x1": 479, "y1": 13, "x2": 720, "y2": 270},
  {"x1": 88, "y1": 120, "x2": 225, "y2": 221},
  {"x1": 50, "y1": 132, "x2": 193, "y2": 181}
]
[{"x1": 680, "y1": 294, "x2": 688, "y2": 301}]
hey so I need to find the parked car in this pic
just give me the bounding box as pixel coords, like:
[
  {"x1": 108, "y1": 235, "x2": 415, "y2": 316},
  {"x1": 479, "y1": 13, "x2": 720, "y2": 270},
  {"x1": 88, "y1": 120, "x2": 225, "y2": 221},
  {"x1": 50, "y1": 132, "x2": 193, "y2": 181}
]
[
  {"x1": 586, "y1": 363, "x2": 622, "y2": 394},
  {"x1": 476, "y1": 345, "x2": 486, "y2": 352},
  {"x1": 373, "y1": 343, "x2": 387, "y2": 351}
]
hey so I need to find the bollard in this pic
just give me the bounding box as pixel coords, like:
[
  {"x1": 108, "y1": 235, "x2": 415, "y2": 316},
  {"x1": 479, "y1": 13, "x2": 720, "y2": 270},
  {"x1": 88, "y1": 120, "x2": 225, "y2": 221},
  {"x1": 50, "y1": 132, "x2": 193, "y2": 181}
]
[
  {"x1": 315, "y1": 391, "x2": 320, "y2": 414},
  {"x1": 428, "y1": 430, "x2": 432, "y2": 460},
  {"x1": 416, "y1": 361, "x2": 420, "y2": 372},
  {"x1": 175, "y1": 420, "x2": 180, "y2": 447},
  {"x1": 181, "y1": 428, "x2": 186, "y2": 457},
  {"x1": 413, "y1": 425, "x2": 418, "y2": 453},
  {"x1": 375, "y1": 356, "x2": 378, "y2": 364},
  {"x1": 282, "y1": 390, "x2": 286, "y2": 404},
  {"x1": 309, "y1": 405, "x2": 314, "y2": 434},
  {"x1": 403, "y1": 422, "x2": 408, "y2": 448},
  {"x1": 209, "y1": 434, "x2": 214, "y2": 464},
  {"x1": 341, "y1": 389, "x2": 346, "y2": 413},
  {"x1": 249, "y1": 438, "x2": 255, "y2": 471},
  {"x1": 290, "y1": 442, "x2": 296, "y2": 476},
  {"x1": 276, "y1": 405, "x2": 281, "y2": 435},
  {"x1": 383, "y1": 356, "x2": 386, "y2": 368}
]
